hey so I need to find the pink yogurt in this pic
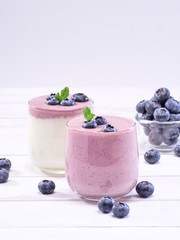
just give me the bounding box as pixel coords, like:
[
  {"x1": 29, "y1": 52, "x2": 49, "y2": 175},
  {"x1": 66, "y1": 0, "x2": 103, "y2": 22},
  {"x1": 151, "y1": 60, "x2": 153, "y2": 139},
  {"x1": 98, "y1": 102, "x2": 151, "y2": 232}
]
[
  {"x1": 29, "y1": 95, "x2": 93, "y2": 119},
  {"x1": 66, "y1": 116, "x2": 139, "y2": 200}
]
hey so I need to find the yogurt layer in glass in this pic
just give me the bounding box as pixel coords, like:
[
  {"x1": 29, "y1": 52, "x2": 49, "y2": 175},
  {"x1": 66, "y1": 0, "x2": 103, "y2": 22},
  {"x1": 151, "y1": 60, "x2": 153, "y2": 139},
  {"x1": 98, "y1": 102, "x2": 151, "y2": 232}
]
[
  {"x1": 66, "y1": 116, "x2": 139, "y2": 200},
  {"x1": 28, "y1": 94, "x2": 93, "y2": 174}
]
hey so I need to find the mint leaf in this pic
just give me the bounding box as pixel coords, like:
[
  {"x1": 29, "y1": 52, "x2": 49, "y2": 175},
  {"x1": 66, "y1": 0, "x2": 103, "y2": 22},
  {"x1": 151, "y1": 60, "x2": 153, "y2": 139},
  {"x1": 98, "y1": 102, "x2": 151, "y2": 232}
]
[
  {"x1": 83, "y1": 107, "x2": 95, "y2": 121},
  {"x1": 56, "y1": 87, "x2": 69, "y2": 102},
  {"x1": 55, "y1": 92, "x2": 63, "y2": 102},
  {"x1": 61, "y1": 87, "x2": 69, "y2": 100}
]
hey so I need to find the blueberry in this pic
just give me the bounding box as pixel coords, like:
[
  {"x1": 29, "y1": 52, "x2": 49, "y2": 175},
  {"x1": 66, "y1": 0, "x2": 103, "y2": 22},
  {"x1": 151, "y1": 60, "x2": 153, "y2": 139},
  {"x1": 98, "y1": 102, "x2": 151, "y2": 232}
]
[
  {"x1": 163, "y1": 137, "x2": 178, "y2": 145},
  {"x1": 148, "y1": 132, "x2": 163, "y2": 145},
  {"x1": 163, "y1": 127, "x2": 179, "y2": 145},
  {"x1": 46, "y1": 94, "x2": 60, "y2": 105},
  {"x1": 0, "y1": 168, "x2": 9, "y2": 183},
  {"x1": 101, "y1": 124, "x2": 117, "y2": 132},
  {"x1": 72, "y1": 93, "x2": 89, "y2": 102},
  {"x1": 169, "y1": 114, "x2": 180, "y2": 121},
  {"x1": 98, "y1": 196, "x2": 115, "y2": 213},
  {"x1": 38, "y1": 180, "x2": 55, "y2": 194},
  {"x1": 60, "y1": 98, "x2": 75, "y2": 106},
  {"x1": 145, "y1": 100, "x2": 161, "y2": 115},
  {"x1": 174, "y1": 145, "x2": 180, "y2": 157},
  {"x1": 82, "y1": 120, "x2": 97, "y2": 128},
  {"x1": 141, "y1": 113, "x2": 154, "y2": 120},
  {"x1": 0, "y1": 158, "x2": 11, "y2": 170},
  {"x1": 112, "y1": 202, "x2": 130, "y2": 218},
  {"x1": 95, "y1": 116, "x2": 107, "y2": 125},
  {"x1": 154, "y1": 88, "x2": 170, "y2": 104},
  {"x1": 136, "y1": 181, "x2": 154, "y2": 198},
  {"x1": 150, "y1": 122, "x2": 163, "y2": 134},
  {"x1": 144, "y1": 126, "x2": 151, "y2": 136},
  {"x1": 153, "y1": 108, "x2": 170, "y2": 122},
  {"x1": 136, "y1": 100, "x2": 147, "y2": 114},
  {"x1": 144, "y1": 149, "x2": 160, "y2": 164},
  {"x1": 165, "y1": 98, "x2": 180, "y2": 114}
]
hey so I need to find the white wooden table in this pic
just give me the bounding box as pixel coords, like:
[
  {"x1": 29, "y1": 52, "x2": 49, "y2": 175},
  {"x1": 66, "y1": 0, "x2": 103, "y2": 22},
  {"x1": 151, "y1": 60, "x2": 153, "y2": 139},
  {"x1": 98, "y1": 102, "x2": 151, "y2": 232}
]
[{"x1": 0, "y1": 87, "x2": 180, "y2": 240}]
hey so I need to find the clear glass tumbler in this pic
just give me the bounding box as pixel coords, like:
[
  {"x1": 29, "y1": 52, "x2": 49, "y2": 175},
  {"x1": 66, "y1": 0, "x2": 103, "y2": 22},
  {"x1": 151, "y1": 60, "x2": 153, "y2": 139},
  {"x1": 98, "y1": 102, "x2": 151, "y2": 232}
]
[{"x1": 66, "y1": 116, "x2": 139, "y2": 200}]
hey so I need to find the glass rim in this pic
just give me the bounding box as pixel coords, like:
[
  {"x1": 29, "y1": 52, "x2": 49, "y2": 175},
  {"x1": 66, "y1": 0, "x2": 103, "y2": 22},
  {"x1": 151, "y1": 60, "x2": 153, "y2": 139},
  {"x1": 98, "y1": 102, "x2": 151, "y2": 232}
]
[
  {"x1": 66, "y1": 115, "x2": 137, "y2": 135},
  {"x1": 135, "y1": 113, "x2": 180, "y2": 125}
]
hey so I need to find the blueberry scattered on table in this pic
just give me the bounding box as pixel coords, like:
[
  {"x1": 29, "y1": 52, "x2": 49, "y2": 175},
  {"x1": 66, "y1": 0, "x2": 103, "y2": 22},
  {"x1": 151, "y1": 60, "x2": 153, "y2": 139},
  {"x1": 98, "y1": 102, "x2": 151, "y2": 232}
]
[
  {"x1": 144, "y1": 149, "x2": 160, "y2": 164},
  {"x1": 112, "y1": 202, "x2": 130, "y2": 218},
  {"x1": 0, "y1": 158, "x2": 11, "y2": 170},
  {"x1": 72, "y1": 93, "x2": 89, "y2": 102},
  {"x1": 101, "y1": 124, "x2": 117, "y2": 132},
  {"x1": 82, "y1": 120, "x2": 97, "y2": 129},
  {"x1": 95, "y1": 116, "x2": 107, "y2": 125},
  {"x1": 60, "y1": 98, "x2": 75, "y2": 106},
  {"x1": 98, "y1": 197, "x2": 115, "y2": 213},
  {"x1": 174, "y1": 145, "x2": 180, "y2": 157},
  {"x1": 0, "y1": 168, "x2": 9, "y2": 183},
  {"x1": 38, "y1": 180, "x2": 55, "y2": 194},
  {"x1": 136, "y1": 181, "x2": 154, "y2": 198}
]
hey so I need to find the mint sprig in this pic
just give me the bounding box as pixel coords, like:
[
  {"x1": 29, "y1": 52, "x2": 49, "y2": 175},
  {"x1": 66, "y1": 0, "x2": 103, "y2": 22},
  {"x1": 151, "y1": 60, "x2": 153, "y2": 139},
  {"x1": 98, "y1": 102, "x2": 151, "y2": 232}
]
[
  {"x1": 55, "y1": 87, "x2": 69, "y2": 102},
  {"x1": 83, "y1": 107, "x2": 95, "y2": 121}
]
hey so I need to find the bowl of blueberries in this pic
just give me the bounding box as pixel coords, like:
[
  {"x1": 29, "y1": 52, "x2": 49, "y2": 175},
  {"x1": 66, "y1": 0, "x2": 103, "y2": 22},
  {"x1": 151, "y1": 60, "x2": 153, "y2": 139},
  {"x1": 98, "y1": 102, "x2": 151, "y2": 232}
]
[{"x1": 135, "y1": 87, "x2": 180, "y2": 151}]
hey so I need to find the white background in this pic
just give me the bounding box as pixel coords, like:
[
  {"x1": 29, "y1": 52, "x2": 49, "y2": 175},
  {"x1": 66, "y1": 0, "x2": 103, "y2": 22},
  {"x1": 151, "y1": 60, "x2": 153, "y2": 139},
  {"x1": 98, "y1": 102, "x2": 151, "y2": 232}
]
[{"x1": 0, "y1": 0, "x2": 180, "y2": 88}]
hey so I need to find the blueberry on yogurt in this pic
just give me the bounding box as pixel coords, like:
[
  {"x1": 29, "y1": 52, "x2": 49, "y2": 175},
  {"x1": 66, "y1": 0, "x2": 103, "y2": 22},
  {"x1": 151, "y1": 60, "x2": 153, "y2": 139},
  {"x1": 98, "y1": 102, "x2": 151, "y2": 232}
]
[
  {"x1": 82, "y1": 120, "x2": 97, "y2": 129},
  {"x1": 72, "y1": 93, "x2": 89, "y2": 102},
  {"x1": 101, "y1": 124, "x2": 117, "y2": 132},
  {"x1": 95, "y1": 116, "x2": 107, "y2": 125},
  {"x1": 46, "y1": 95, "x2": 60, "y2": 105},
  {"x1": 60, "y1": 98, "x2": 75, "y2": 106}
]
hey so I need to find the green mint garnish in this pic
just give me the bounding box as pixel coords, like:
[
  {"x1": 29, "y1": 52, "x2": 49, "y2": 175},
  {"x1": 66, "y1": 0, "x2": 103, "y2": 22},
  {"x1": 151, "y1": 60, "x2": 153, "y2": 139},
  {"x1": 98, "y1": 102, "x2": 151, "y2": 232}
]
[
  {"x1": 55, "y1": 87, "x2": 69, "y2": 102},
  {"x1": 83, "y1": 107, "x2": 95, "y2": 121}
]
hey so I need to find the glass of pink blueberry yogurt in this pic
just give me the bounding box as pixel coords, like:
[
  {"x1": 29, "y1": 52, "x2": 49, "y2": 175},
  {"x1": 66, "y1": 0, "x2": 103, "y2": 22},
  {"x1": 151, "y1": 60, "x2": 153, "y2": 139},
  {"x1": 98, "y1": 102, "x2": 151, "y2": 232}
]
[
  {"x1": 28, "y1": 87, "x2": 93, "y2": 174},
  {"x1": 65, "y1": 107, "x2": 139, "y2": 200}
]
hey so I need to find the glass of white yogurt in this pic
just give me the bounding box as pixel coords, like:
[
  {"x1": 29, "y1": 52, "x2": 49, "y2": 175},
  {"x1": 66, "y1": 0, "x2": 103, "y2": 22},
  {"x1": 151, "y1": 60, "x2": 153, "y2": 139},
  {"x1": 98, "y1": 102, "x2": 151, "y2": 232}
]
[{"x1": 28, "y1": 92, "x2": 93, "y2": 174}]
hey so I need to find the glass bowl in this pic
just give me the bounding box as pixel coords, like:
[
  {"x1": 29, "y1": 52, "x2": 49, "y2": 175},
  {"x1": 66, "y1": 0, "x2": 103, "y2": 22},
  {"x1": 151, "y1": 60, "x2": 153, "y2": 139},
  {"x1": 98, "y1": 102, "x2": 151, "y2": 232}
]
[{"x1": 135, "y1": 113, "x2": 180, "y2": 152}]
